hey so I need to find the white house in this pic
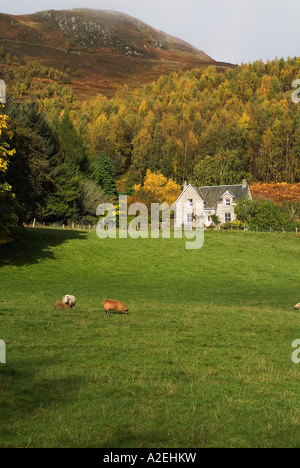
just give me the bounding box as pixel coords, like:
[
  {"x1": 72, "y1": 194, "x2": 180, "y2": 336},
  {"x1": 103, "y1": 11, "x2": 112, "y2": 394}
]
[{"x1": 173, "y1": 180, "x2": 252, "y2": 228}]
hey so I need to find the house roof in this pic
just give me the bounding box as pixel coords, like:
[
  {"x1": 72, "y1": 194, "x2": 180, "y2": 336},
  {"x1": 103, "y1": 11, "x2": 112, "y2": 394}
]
[
  {"x1": 174, "y1": 183, "x2": 250, "y2": 209},
  {"x1": 195, "y1": 184, "x2": 250, "y2": 209}
]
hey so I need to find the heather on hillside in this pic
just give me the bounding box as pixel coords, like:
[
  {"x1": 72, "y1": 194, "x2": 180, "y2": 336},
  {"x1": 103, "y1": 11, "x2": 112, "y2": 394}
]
[{"x1": 0, "y1": 9, "x2": 219, "y2": 99}]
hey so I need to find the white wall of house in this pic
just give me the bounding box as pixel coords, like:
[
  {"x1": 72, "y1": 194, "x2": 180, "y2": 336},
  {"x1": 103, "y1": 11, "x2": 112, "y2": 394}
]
[
  {"x1": 216, "y1": 192, "x2": 237, "y2": 224},
  {"x1": 174, "y1": 186, "x2": 204, "y2": 228},
  {"x1": 174, "y1": 184, "x2": 251, "y2": 228}
]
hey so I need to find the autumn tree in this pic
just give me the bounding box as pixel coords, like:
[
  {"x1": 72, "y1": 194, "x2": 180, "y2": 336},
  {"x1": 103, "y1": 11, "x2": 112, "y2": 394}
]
[
  {"x1": 193, "y1": 150, "x2": 246, "y2": 186},
  {"x1": 131, "y1": 128, "x2": 152, "y2": 182},
  {"x1": 0, "y1": 112, "x2": 17, "y2": 240},
  {"x1": 130, "y1": 169, "x2": 181, "y2": 208}
]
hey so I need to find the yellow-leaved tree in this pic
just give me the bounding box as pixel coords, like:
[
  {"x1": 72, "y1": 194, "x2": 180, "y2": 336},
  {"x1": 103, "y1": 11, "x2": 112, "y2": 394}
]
[
  {"x1": 0, "y1": 112, "x2": 17, "y2": 241},
  {"x1": 130, "y1": 169, "x2": 181, "y2": 208},
  {"x1": 0, "y1": 114, "x2": 15, "y2": 179}
]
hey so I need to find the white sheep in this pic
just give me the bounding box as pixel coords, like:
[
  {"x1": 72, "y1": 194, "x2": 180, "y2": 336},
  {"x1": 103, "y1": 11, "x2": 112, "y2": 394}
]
[{"x1": 63, "y1": 295, "x2": 77, "y2": 309}]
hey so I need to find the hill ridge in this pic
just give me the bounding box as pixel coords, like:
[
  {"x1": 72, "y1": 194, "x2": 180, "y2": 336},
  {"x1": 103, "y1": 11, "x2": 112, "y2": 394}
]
[{"x1": 0, "y1": 9, "x2": 232, "y2": 98}]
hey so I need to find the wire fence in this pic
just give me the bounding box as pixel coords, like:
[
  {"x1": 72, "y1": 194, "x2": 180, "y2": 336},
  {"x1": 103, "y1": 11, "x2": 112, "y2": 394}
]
[
  {"x1": 26, "y1": 220, "x2": 98, "y2": 231},
  {"x1": 26, "y1": 219, "x2": 299, "y2": 234}
]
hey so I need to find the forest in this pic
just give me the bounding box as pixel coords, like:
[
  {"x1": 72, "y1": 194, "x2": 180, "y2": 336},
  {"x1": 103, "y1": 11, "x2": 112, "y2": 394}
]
[{"x1": 1, "y1": 57, "x2": 300, "y2": 239}]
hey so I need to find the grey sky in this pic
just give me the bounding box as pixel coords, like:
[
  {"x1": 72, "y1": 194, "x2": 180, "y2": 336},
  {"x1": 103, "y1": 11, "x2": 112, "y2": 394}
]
[{"x1": 1, "y1": 0, "x2": 299, "y2": 64}]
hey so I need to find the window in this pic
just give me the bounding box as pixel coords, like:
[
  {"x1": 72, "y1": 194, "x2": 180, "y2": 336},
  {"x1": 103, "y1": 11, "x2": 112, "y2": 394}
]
[
  {"x1": 187, "y1": 199, "x2": 193, "y2": 208},
  {"x1": 187, "y1": 213, "x2": 193, "y2": 223},
  {"x1": 225, "y1": 213, "x2": 231, "y2": 223},
  {"x1": 225, "y1": 198, "x2": 231, "y2": 207}
]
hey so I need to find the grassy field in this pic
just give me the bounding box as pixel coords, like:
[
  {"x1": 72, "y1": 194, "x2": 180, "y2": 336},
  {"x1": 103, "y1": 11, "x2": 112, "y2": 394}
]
[{"x1": 0, "y1": 227, "x2": 299, "y2": 448}]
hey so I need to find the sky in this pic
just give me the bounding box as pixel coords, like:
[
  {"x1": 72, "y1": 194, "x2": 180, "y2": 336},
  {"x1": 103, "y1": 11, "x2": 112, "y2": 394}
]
[{"x1": 0, "y1": 0, "x2": 299, "y2": 64}]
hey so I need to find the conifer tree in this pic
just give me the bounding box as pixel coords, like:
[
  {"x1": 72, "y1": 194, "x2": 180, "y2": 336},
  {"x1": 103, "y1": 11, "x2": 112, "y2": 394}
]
[
  {"x1": 59, "y1": 112, "x2": 88, "y2": 171},
  {"x1": 92, "y1": 152, "x2": 118, "y2": 198}
]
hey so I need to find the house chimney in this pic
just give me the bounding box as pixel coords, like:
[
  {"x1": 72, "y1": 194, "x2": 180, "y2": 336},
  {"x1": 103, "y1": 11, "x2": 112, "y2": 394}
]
[
  {"x1": 183, "y1": 181, "x2": 188, "y2": 190},
  {"x1": 242, "y1": 179, "x2": 248, "y2": 189}
]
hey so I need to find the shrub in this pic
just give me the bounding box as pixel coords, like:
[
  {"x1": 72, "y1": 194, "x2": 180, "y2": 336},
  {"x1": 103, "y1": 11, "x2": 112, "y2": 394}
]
[
  {"x1": 221, "y1": 220, "x2": 247, "y2": 230},
  {"x1": 211, "y1": 213, "x2": 220, "y2": 225},
  {"x1": 235, "y1": 197, "x2": 297, "y2": 231},
  {"x1": 248, "y1": 200, "x2": 296, "y2": 232}
]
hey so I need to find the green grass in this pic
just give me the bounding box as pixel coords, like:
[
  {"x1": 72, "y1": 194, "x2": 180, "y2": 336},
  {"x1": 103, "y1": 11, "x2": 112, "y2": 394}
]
[{"x1": 0, "y1": 228, "x2": 300, "y2": 448}]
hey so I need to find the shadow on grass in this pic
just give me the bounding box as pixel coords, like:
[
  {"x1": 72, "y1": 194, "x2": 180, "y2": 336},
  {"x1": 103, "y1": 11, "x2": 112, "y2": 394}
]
[
  {"x1": 0, "y1": 227, "x2": 88, "y2": 267},
  {"x1": 0, "y1": 362, "x2": 84, "y2": 447}
]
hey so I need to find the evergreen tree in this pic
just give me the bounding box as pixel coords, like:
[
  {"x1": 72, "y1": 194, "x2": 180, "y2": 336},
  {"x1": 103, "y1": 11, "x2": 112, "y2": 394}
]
[
  {"x1": 44, "y1": 162, "x2": 83, "y2": 222},
  {"x1": 58, "y1": 112, "x2": 88, "y2": 171},
  {"x1": 6, "y1": 121, "x2": 54, "y2": 224},
  {"x1": 6, "y1": 98, "x2": 59, "y2": 161},
  {"x1": 92, "y1": 152, "x2": 118, "y2": 198}
]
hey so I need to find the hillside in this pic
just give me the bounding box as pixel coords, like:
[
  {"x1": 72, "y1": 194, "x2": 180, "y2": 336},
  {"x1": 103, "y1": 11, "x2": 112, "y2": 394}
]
[{"x1": 0, "y1": 8, "x2": 231, "y2": 98}]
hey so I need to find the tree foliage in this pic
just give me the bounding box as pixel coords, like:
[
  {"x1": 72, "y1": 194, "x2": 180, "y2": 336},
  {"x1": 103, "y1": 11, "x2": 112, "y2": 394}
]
[
  {"x1": 250, "y1": 182, "x2": 300, "y2": 203},
  {"x1": 130, "y1": 169, "x2": 181, "y2": 208},
  {"x1": 6, "y1": 121, "x2": 54, "y2": 224},
  {"x1": 58, "y1": 111, "x2": 88, "y2": 171},
  {"x1": 3, "y1": 57, "x2": 300, "y2": 226},
  {"x1": 81, "y1": 58, "x2": 300, "y2": 187},
  {"x1": 0, "y1": 111, "x2": 17, "y2": 240},
  {"x1": 235, "y1": 196, "x2": 297, "y2": 231},
  {"x1": 92, "y1": 152, "x2": 118, "y2": 199}
]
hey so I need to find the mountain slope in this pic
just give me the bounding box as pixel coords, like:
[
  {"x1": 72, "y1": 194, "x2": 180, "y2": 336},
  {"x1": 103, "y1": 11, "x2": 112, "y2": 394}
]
[{"x1": 0, "y1": 9, "x2": 232, "y2": 98}]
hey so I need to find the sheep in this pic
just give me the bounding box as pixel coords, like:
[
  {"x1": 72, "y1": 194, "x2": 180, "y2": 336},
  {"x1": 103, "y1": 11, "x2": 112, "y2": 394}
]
[
  {"x1": 63, "y1": 295, "x2": 76, "y2": 309},
  {"x1": 295, "y1": 304, "x2": 300, "y2": 310},
  {"x1": 55, "y1": 300, "x2": 71, "y2": 310},
  {"x1": 103, "y1": 299, "x2": 129, "y2": 315}
]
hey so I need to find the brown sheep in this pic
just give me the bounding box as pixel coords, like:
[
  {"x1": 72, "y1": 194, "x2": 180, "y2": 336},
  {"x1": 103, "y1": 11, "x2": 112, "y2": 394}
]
[
  {"x1": 54, "y1": 300, "x2": 71, "y2": 310},
  {"x1": 103, "y1": 299, "x2": 129, "y2": 315},
  {"x1": 295, "y1": 303, "x2": 300, "y2": 310}
]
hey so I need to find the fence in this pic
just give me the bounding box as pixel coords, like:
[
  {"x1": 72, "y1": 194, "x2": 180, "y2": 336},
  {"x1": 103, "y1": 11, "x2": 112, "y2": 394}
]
[
  {"x1": 27, "y1": 220, "x2": 98, "y2": 231},
  {"x1": 27, "y1": 219, "x2": 299, "y2": 234}
]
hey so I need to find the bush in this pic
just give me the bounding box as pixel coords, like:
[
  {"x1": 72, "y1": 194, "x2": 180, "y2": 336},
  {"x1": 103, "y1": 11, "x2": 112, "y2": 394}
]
[
  {"x1": 248, "y1": 200, "x2": 296, "y2": 231},
  {"x1": 235, "y1": 197, "x2": 297, "y2": 231},
  {"x1": 221, "y1": 220, "x2": 247, "y2": 230},
  {"x1": 211, "y1": 214, "x2": 220, "y2": 225}
]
